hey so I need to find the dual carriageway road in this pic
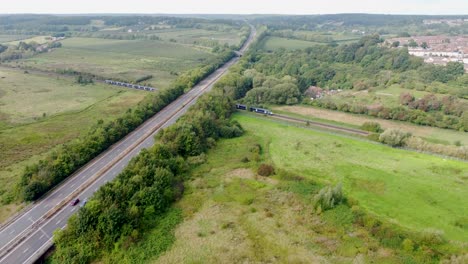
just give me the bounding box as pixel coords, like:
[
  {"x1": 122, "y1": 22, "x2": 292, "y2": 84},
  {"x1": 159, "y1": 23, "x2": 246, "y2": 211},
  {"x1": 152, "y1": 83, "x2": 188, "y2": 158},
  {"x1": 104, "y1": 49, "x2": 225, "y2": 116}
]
[{"x1": 0, "y1": 25, "x2": 256, "y2": 264}]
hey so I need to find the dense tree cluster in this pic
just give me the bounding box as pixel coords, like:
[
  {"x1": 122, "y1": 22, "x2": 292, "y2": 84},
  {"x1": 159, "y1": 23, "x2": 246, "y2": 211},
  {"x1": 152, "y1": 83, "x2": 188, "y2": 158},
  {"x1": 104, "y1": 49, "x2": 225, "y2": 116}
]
[
  {"x1": 19, "y1": 50, "x2": 236, "y2": 201},
  {"x1": 312, "y1": 97, "x2": 466, "y2": 131},
  {"x1": 239, "y1": 34, "x2": 467, "y2": 130},
  {"x1": 51, "y1": 59, "x2": 250, "y2": 264},
  {"x1": 0, "y1": 40, "x2": 62, "y2": 62},
  {"x1": 251, "y1": 14, "x2": 468, "y2": 36}
]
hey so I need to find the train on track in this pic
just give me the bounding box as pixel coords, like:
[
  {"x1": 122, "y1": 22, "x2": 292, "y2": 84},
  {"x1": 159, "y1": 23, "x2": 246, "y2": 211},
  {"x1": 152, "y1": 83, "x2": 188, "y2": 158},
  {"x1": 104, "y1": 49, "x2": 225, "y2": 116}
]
[
  {"x1": 105, "y1": 80, "x2": 156, "y2": 92},
  {"x1": 235, "y1": 104, "x2": 273, "y2": 115}
]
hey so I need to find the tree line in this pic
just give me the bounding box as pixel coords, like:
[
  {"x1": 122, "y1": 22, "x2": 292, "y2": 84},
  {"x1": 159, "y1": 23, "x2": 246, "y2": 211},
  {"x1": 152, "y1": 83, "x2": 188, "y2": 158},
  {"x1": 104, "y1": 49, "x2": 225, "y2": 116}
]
[
  {"x1": 51, "y1": 57, "x2": 251, "y2": 264},
  {"x1": 19, "y1": 50, "x2": 236, "y2": 201},
  {"x1": 0, "y1": 40, "x2": 62, "y2": 62}
]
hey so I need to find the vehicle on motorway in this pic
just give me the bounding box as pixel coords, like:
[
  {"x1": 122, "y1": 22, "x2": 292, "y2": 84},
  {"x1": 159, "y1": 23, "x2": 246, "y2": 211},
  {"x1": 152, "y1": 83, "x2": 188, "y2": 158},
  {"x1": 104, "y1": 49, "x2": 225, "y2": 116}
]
[
  {"x1": 80, "y1": 198, "x2": 88, "y2": 207},
  {"x1": 70, "y1": 198, "x2": 80, "y2": 206}
]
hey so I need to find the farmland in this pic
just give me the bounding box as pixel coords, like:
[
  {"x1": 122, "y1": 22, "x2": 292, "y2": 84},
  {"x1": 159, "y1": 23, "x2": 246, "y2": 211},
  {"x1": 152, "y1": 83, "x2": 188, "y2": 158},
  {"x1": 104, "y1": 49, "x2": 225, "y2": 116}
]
[
  {"x1": 150, "y1": 28, "x2": 243, "y2": 46},
  {"x1": 0, "y1": 34, "x2": 29, "y2": 43},
  {"x1": 5, "y1": 35, "x2": 51, "y2": 45},
  {"x1": 0, "y1": 67, "x2": 147, "y2": 220},
  {"x1": 7, "y1": 37, "x2": 216, "y2": 88}
]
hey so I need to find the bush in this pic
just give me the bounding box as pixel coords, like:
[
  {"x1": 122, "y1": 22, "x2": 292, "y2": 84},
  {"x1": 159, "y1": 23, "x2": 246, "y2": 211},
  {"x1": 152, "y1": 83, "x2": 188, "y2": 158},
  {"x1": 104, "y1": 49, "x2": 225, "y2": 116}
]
[
  {"x1": 313, "y1": 183, "x2": 343, "y2": 212},
  {"x1": 361, "y1": 121, "x2": 383, "y2": 133},
  {"x1": 379, "y1": 128, "x2": 411, "y2": 147},
  {"x1": 257, "y1": 164, "x2": 275, "y2": 176},
  {"x1": 367, "y1": 133, "x2": 380, "y2": 142},
  {"x1": 401, "y1": 238, "x2": 414, "y2": 252}
]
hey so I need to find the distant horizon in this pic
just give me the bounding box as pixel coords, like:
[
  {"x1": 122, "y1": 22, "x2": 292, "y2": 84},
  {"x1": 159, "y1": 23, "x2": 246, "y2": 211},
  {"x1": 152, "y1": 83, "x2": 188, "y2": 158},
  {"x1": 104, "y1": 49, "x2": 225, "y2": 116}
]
[
  {"x1": 2, "y1": 0, "x2": 468, "y2": 16},
  {"x1": 1, "y1": 13, "x2": 468, "y2": 16}
]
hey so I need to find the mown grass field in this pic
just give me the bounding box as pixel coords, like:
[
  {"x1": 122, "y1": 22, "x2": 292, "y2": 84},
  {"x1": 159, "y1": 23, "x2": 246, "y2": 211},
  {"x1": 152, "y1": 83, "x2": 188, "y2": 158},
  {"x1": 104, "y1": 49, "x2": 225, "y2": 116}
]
[
  {"x1": 275, "y1": 105, "x2": 468, "y2": 146},
  {"x1": 5, "y1": 35, "x2": 51, "y2": 45},
  {"x1": 234, "y1": 114, "x2": 467, "y2": 241},
  {"x1": 261, "y1": 36, "x2": 321, "y2": 51},
  {"x1": 0, "y1": 34, "x2": 29, "y2": 44},
  {"x1": 8, "y1": 37, "x2": 215, "y2": 88},
  {"x1": 0, "y1": 68, "x2": 147, "y2": 220}
]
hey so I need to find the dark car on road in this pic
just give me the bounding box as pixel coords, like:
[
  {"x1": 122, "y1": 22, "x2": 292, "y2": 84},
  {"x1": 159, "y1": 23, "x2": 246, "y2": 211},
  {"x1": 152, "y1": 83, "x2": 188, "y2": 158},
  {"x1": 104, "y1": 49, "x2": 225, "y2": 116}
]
[{"x1": 70, "y1": 198, "x2": 80, "y2": 206}]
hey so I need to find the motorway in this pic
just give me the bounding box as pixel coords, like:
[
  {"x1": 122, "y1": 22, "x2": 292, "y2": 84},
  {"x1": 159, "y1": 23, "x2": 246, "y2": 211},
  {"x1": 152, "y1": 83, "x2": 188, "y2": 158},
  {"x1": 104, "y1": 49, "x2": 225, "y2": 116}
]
[{"x1": 0, "y1": 25, "x2": 256, "y2": 264}]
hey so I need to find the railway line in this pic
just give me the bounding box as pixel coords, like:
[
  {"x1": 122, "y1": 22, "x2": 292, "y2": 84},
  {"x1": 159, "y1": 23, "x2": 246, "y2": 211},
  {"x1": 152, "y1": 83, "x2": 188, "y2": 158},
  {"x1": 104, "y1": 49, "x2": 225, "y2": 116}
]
[
  {"x1": 237, "y1": 104, "x2": 369, "y2": 136},
  {"x1": 0, "y1": 25, "x2": 256, "y2": 264},
  {"x1": 271, "y1": 113, "x2": 370, "y2": 136}
]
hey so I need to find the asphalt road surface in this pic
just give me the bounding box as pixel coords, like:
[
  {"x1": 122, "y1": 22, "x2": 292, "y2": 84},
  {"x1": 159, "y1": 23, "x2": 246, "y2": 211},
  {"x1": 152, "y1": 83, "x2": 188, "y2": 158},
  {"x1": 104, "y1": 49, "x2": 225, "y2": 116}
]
[{"x1": 0, "y1": 25, "x2": 256, "y2": 264}]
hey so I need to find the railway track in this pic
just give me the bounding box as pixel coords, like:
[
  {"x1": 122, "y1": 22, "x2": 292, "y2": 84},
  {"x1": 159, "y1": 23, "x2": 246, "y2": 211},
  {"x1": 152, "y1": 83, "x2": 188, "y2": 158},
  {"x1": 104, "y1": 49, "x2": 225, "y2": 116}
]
[{"x1": 248, "y1": 112, "x2": 370, "y2": 136}]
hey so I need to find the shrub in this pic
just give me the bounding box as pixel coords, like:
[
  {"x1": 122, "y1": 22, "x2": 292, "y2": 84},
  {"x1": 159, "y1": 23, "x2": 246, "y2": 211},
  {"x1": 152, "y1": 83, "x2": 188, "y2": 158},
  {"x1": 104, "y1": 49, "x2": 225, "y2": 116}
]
[
  {"x1": 401, "y1": 238, "x2": 414, "y2": 252},
  {"x1": 257, "y1": 163, "x2": 275, "y2": 176},
  {"x1": 379, "y1": 128, "x2": 411, "y2": 147},
  {"x1": 313, "y1": 183, "x2": 343, "y2": 212},
  {"x1": 367, "y1": 133, "x2": 380, "y2": 142},
  {"x1": 420, "y1": 229, "x2": 445, "y2": 246},
  {"x1": 361, "y1": 121, "x2": 383, "y2": 133}
]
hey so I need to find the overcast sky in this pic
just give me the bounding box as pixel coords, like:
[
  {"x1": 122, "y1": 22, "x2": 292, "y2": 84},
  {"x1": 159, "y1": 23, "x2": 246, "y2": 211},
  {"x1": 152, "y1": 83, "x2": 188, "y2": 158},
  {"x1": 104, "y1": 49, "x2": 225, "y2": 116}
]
[{"x1": 1, "y1": 0, "x2": 468, "y2": 15}]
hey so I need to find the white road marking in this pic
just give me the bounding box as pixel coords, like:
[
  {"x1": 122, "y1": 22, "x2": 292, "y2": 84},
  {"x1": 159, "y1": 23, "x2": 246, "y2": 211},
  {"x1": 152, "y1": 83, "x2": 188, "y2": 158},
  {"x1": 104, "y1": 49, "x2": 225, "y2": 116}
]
[
  {"x1": 9, "y1": 229, "x2": 15, "y2": 234},
  {"x1": 23, "y1": 248, "x2": 29, "y2": 253},
  {"x1": 70, "y1": 183, "x2": 75, "y2": 188},
  {"x1": 94, "y1": 187, "x2": 98, "y2": 191},
  {"x1": 39, "y1": 228, "x2": 49, "y2": 239}
]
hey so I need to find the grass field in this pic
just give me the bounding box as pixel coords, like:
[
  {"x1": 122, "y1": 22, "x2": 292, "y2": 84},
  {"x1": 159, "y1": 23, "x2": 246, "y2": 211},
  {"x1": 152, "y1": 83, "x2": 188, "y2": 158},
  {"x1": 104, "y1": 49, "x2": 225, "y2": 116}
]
[
  {"x1": 8, "y1": 37, "x2": 215, "y2": 88},
  {"x1": 0, "y1": 35, "x2": 29, "y2": 44},
  {"x1": 0, "y1": 68, "x2": 123, "y2": 125},
  {"x1": 275, "y1": 105, "x2": 468, "y2": 146},
  {"x1": 233, "y1": 114, "x2": 467, "y2": 241},
  {"x1": 261, "y1": 36, "x2": 320, "y2": 51},
  {"x1": 133, "y1": 28, "x2": 242, "y2": 47},
  {"x1": 0, "y1": 68, "x2": 147, "y2": 220},
  {"x1": 5, "y1": 35, "x2": 51, "y2": 45},
  {"x1": 110, "y1": 112, "x2": 466, "y2": 263}
]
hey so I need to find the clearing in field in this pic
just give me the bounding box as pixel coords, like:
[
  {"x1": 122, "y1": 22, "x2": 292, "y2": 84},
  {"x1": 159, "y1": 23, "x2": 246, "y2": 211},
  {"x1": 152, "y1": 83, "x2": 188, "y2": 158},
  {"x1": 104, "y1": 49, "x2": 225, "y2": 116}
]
[
  {"x1": 0, "y1": 68, "x2": 147, "y2": 220},
  {"x1": 8, "y1": 37, "x2": 215, "y2": 88},
  {"x1": 261, "y1": 36, "x2": 320, "y2": 51}
]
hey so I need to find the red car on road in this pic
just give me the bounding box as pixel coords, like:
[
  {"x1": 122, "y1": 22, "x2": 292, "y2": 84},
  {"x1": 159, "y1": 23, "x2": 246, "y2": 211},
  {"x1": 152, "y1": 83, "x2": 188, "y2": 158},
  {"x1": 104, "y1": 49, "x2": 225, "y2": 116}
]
[{"x1": 70, "y1": 198, "x2": 80, "y2": 206}]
